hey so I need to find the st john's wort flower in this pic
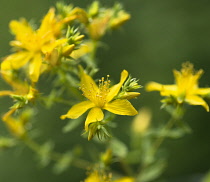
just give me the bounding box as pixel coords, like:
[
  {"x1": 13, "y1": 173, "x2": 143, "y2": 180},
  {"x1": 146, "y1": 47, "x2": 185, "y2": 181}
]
[
  {"x1": 146, "y1": 62, "x2": 210, "y2": 111},
  {"x1": 61, "y1": 68, "x2": 139, "y2": 131}
]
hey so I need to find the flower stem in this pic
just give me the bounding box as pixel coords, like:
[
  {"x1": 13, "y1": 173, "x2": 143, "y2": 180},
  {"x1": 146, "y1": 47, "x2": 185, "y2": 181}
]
[
  {"x1": 150, "y1": 117, "x2": 175, "y2": 156},
  {"x1": 140, "y1": 105, "x2": 185, "y2": 175}
]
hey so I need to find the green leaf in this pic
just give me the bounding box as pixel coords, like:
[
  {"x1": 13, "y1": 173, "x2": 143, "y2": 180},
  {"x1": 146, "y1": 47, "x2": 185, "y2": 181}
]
[
  {"x1": 38, "y1": 141, "x2": 54, "y2": 167},
  {"x1": 137, "y1": 159, "x2": 166, "y2": 182},
  {"x1": 176, "y1": 120, "x2": 192, "y2": 134},
  {"x1": 125, "y1": 149, "x2": 142, "y2": 164},
  {"x1": 159, "y1": 128, "x2": 186, "y2": 139},
  {"x1": 53, "y1": 151, "x2": 73, "y2": 174},
  {"x1": 109, "y1": 139, "x2": 128, "y2": 158},
  {"x1": 202, "y1": 170, "x2": 210, "y2": 182},
  {"x1": 0, "y1": 137, "x2": 16, "y2": 150},
  {"x1": 146, "y1": 126, "x2": 189, "y2": 139},
  {"x1": 62, "y1": 117, "x2": 83, "y2": 133}
]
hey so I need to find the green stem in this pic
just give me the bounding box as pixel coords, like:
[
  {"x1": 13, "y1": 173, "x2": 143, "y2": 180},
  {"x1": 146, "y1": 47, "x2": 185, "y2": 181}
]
[
  {"x1": 150, "y1": 117, "x2": 175, "y2": 156},
  {"x1": 72, "y1": 158, "x2": 91, "y2": 169},
  {"x1": 150, "y1": 105, "x2": 184, "y2": 157},
  {"x1": 42, "y1": 96, "x2": 76, "y2": 106},
  {"x1": 140, "y1": 105, "x2": 184, "y2": 173},
  {"x1": 23, "y1": 136, "x2": 40, "y2": 153},
  {"x1": 91, "y1": 40, "x2": 98, "y2": 62}
]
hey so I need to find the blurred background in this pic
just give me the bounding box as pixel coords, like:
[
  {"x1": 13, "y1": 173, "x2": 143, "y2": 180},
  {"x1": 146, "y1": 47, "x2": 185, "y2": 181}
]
[{"x1": 0, "y1": 0, "x2": 210, "y2": 181}]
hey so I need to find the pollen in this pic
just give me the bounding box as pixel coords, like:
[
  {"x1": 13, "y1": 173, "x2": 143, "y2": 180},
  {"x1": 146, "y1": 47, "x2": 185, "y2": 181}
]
[{"x1": 96, "y1": 75, "x2": 111, "y2": 107}]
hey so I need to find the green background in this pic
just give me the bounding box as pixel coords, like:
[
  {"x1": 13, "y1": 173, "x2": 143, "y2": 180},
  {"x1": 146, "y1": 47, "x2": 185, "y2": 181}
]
[{"x1": 0, "y1": 0, "x2": 210, "y2": 181}]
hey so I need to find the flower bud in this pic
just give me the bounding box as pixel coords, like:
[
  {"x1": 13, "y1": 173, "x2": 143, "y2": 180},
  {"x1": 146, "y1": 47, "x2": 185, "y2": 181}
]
[
  {"x1": 101, "y1": 149, "x2": 112, "y2": 166},
  {"x1": 132, "y1": 107, "x2": 151, "y2": 134},
  {"x1": 110, "y1": 11, "x2": 131, "y2": 29},
  {"x1": 62, "y1": 44, "x2": 75, "y2": 57},
  {"x1": 117, "y1": 91, "x2": 140, "y2": 100},
  {"x1": 88, "y1": 1, "x2": 99, "y2": 18}
]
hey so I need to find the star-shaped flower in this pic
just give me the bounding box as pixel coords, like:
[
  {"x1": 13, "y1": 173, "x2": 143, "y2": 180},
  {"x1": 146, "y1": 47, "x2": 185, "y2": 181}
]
[
  {"x1": 61, "y1": 68, "x2": 139, "y2": 131},
  {"x1": 1, "y1": 8, "x2": 66, "y2": 82},
  {"x1": 146, "y1": 62, "x2": 210, "y2": 111}
]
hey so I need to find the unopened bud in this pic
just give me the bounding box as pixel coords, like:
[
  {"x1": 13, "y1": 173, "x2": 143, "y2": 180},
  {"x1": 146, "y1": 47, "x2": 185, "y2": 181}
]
[
  {"x1": 132, "y1": 107, "x2": 151, "y2": 134},
  {"x1": 62, "y1": 44, "x2": 75, "y2": 56},
  {"x1": 89, "y1": 1, "x2": 99, "y2": 17},
  {"x1": 118, "y1": 92, "x2": 140, "y2": 100},
  {"x1": 75, "y1": 35, "x2": 85, "y2": 42},
  {"x1": 72, "y1": 7, "x2": 89, "y2": 24},
  {"x1": 110, "y1": 12, "x2": 131, "y2": 29},
  {"x1": 101, "y1": 149, "x2": 112, "y2": 166}
]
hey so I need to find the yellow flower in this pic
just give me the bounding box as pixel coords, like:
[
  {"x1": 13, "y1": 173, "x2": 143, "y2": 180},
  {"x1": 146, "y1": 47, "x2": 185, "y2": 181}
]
[
  {"x1": 109, "y1": 10, "x2": 131, "y2": 29},
  {"x1": 0, "y1": 70, "x2": 32, "y2": 96},
  {"x1": 61, "y1": 69, "x2": 138, "y2": 131},
  {"x1": 114, "y1": 177, "x2": 135, "y2": 182},
  {"x1": 146, "y1": 62, "x2": 210, "y2": 111},
  {"x1": 87, "y1": 14, "x2": 110, "y2": 40},
  {"x1": 1, "y1": 8, "x2": 66, "y2": 82},
  {"x1": 0, "y1": 71, "x2": 37, "y2": 100},
  {"x1": 84, "y1": 170, "x2": 135, "y2": 182},
  {"x1": 70, "y1": 41, "x2": 94, "y2": 60},
  {"x1": 84, "y1": 170, "x2": 110, "y2": 182},
  {"x1": 79, "y1": 2, "x2": 130, "y2": 40},
  {"x1": 2, "y1": 108, "x2": 25, "y2": 138},
  {"x1": 2, "y1": 108, "x2": 33, "y2": 138}
]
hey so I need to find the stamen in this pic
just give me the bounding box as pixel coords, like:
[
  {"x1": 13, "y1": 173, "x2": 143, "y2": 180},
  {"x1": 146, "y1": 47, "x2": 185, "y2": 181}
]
[{"x1": 80, "y1": 74, "x2": 111, "y2": 108}]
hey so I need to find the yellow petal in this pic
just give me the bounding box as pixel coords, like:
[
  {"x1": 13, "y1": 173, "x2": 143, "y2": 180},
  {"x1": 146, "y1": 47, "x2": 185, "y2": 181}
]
[
  {"x1": 194, "y1": 88, "x2": 210, "y2": 96},
  {"x1": 80, "y1": 67, "x2": 99, "y2": 101},
  {"x1": 0, "y1": 90, "x2": 14, "y2": 96},
  {"x1": 145, "y1": 81, "x2": 163, "y2": 92},
  {"x1": 9, "y1": 19, "x2": 34, "y2": 41},
  {"x1": 161, "y1": 85, "x2": 177, "y2": 96},
  {"x1": 3, "y1": 113, "x2": 25, "y2": 137},
  {"x1": 71, "y1": 42, "x2": 93, "y2": 59},
  {"x1": 62, "y1": 44, "x2": 75, "y2": 57},
  {"x1": 71, "y1": 7, "x2": 89, "y2": 24},
  {"x1": 84, "y1": 170, "x2": 102, "y2": 182},
  {"x1": 88, "y1": 16, "x2": 109, "y2": 40},
  {"x1": 1, "y1": 52, "x2": 31, "y2": 70},
  {"x1": 2, "y1": 108, "x2": 17, "y2": 122},
  {"x1": 38, "y1": 8, "x2": 55, "y2": 35},
  {"x1": 110, "y1": 11, "x2": 131, "y2": 29},
  {"x1": 185, "y1": 95, "x2": 209, "y2": 111},
  {"x1": 29, "y1": 53, "x2": 43, "y2": 82},
  {"x1": 85, "y1": 107, "x2": 104, "y2": 131},
  {"x1": 114, "y1": 177, "x2": 135, "y2": 182},
  {"x1": 106, "y1": 70, "x2": 128, "y2": 102},
  {"x1": 41, "y1": 38, "x2": 67, "y2": 54},
  {"x1": 146, "y1": 82, "x2": 178, "y2": 96},
  {"x1": 60, "y1": 100, "x2": 95, "y2": 120},
  {"x1": 104, "y1": 99, "x2": 138, "y2": 116}
]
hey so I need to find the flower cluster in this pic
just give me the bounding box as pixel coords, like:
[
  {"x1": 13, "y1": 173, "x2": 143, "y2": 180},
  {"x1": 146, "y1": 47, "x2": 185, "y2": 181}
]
[
  {"x1": 1, "y1": 1, "x2": 210, "y2": 182},
  {"x1": 0, "y1": 1, "x2": 132, "y2": 138}
]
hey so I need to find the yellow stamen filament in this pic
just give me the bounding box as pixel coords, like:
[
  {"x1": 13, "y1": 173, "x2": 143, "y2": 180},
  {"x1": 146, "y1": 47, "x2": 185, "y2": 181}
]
[{"x1": 81, "y1": 75, "x2": 111, "y2": 108}]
